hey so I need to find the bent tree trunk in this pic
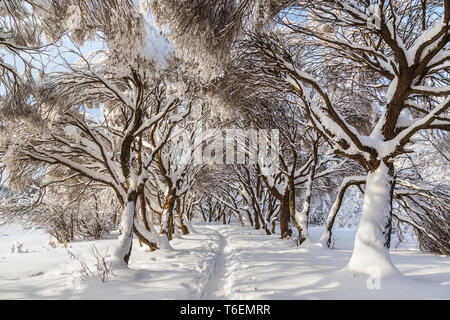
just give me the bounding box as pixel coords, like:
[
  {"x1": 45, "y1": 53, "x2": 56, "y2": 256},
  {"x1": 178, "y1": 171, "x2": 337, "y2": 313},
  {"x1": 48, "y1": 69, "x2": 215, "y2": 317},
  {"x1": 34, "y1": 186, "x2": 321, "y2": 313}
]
[
  {"x1": 176, "y1": 198, "x2": 190, "y2": 235},
  {"x1": 346, "y1": 162, "x2": 398, "y2": 276},
  {"x1": 258, "y1": 211, "x2": 272, "y2": 235},
  {"x1": 135, "y1": 193, "x2": 158, "y2": 251},
  {"x1": 133, "y1": 220, "x2": 159, "y2": 252},
  {"x1": 253, "y1": 207, "x2": 261, "y2": 230},
  {"x1": 319, "y1": 176, "x2": 366, "y2": 248}
]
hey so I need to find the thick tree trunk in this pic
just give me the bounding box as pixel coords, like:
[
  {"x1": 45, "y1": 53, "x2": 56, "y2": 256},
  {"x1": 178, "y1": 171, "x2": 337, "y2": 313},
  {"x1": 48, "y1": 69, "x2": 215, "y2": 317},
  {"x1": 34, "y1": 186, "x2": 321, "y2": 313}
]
[
  {"x1": 254, "y1": 208, "x2": 261, "y2": 230},
  {"x1": 222, "y1": 210, "x2": 226, "y2": 224},
  {"x1": 113, "y1": 196, "x2": 137, "y2": 266},
  {"x1": 279, "y1": 193, "x2": 292, "y2": 239},
  {"x1": 346, "y1": 162, "x2": 398, "y2": 276},
  {"x1": 160, "y1": 190, "x2": 176, "y2": 241}
]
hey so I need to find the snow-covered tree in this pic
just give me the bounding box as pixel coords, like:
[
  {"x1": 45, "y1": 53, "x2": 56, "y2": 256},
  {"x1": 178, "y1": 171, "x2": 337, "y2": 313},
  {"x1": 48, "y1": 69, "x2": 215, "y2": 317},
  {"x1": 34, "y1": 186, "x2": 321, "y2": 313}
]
[
  {"x1": 1, "y1": 0, "x2": 448, "y2": 283},
  {"x1": 0, "y1": 0, "x2": 63, "y2": 124},
  {"x1": 0, "y1": 182, "x2": 118, "y2": 243},
  {"x1": 0, "y1": 0, "x2": 205, "y2": 266},
  {"x1": 242, "y1": 0, "x2": 449, "y2": 275},
  {"x1": 152, "y1": 0, "x2": 449, "y2": 274}
]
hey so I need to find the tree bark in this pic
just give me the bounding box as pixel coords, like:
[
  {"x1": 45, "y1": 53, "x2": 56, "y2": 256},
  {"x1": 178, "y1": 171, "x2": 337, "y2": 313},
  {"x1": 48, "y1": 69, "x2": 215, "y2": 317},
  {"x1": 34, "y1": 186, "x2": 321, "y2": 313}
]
[
  {"x1": 288, "y1": 182, "x2": 302, "y2": 240},
  {"x1": 253, "y1": 207, "x2": 261, "y2": 230},
  {"x1": 176, "y1": 198, "x2": 190, "y2": 235},
  {"x1": 160, "y1": 190, "x2": 176, "y2": 241},
  {"x1": 222, "y1": 210, "x2": 227, "y2": 225},
  {"x1": 279, "y1": 193, "x2": 292, "y2": 239}
]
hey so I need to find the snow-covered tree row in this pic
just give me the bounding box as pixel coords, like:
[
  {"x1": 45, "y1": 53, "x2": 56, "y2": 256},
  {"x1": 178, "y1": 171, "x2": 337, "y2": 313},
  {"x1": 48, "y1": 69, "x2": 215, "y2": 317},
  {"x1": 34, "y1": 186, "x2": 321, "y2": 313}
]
[{"x1": 0, "y1": 0, "x2": 448, "y2": 276}]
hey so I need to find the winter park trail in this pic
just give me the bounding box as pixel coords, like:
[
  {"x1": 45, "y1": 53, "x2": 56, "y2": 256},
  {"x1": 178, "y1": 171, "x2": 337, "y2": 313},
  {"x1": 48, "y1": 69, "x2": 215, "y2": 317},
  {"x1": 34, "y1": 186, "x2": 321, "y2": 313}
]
[
  {"x1": 199, "y1": 227, "x2": 229, "y2": 299},
  {"x1": 0, "y1": 223, "x2": 449, "y2": 299}
]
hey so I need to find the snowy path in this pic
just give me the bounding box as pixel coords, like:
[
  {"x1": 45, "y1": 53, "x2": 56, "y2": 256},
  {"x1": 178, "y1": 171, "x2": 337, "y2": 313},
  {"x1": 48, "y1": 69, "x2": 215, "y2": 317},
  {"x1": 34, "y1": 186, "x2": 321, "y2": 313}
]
[
  {"x1": 0, "y1": 223, "x2": 449, "y2": 299},
  {"x1": 199, "y1": 227, "x2": 228, "y2": 299}
]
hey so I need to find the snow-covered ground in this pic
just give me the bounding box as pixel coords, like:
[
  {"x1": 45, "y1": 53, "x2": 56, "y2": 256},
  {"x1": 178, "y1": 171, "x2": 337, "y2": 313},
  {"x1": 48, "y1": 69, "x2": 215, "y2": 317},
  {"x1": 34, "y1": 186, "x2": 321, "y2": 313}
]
[{"x1": 0, "y1": 222, "x2": 449, "y2": 299}]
